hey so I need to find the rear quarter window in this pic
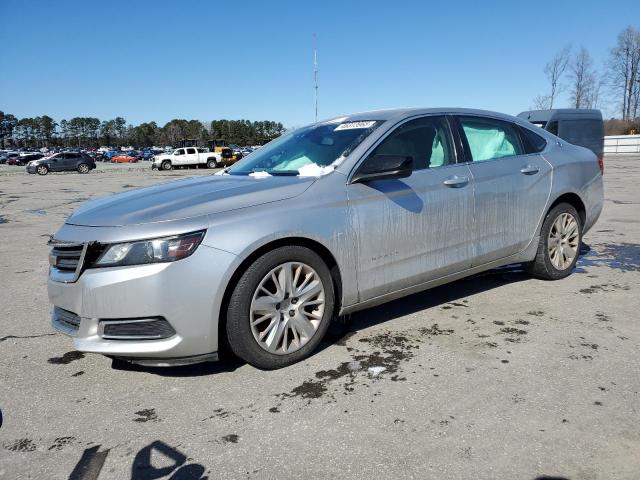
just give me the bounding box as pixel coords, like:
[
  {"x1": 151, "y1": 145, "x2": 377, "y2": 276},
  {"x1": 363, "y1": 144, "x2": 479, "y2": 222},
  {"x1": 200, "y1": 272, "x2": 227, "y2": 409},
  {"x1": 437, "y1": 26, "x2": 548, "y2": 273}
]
[{"x1": 519, "y1": 126, "x2": 547, "y2": 153}]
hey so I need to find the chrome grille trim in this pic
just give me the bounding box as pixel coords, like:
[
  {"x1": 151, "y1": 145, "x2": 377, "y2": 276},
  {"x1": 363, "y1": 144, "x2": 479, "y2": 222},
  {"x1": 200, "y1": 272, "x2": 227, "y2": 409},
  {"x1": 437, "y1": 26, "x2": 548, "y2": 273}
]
[{"x1": 48, "y1": 239, "x2": 88, "y2": 283}]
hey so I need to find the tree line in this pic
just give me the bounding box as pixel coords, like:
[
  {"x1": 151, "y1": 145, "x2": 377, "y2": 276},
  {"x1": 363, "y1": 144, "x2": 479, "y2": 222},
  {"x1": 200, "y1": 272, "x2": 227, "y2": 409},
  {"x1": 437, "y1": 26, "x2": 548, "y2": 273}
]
[
  {"x1": 0, "y1": 113, "x2": 286, "y2": 149},
  {"x1": 532, "y1": 25, "x2": 640, "y2": 133}
]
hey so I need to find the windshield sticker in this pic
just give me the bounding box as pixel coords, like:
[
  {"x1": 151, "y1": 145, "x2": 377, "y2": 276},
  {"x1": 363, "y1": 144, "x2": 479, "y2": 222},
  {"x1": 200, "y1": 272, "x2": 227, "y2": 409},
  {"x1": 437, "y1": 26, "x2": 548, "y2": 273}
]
[{"x1": 334, "y1": 121, "x2": 377, "y2": 131}]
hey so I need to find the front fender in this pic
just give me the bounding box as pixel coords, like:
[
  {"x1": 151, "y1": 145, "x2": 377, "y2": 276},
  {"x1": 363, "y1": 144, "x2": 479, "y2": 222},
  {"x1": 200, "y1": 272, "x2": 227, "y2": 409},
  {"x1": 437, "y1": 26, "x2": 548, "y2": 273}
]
[{"x1": 201, "y1": 176, "x2": 358, "y2": 308}]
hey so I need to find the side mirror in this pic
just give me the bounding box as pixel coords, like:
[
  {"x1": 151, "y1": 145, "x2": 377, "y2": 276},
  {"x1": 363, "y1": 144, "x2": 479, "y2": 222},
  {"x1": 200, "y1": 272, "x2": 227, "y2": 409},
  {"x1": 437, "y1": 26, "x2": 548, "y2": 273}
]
[{"x1": 351, "y1": 155, "x2": 414, "y2": 184}]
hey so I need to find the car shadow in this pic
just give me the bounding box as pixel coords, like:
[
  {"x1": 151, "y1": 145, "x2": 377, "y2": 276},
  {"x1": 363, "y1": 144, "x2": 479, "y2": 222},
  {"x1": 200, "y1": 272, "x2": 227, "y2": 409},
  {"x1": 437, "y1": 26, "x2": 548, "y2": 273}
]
[
  {"x1": 116, "y1": 245, "x2": 594, "y2": 376},
  {"x1": 110, "y1": 354, "x2": 245, "y2": 377},
  {"x1": 367, "y1": 179, "x2": 424, "y2": 213},
  {"x1": 320, "y1": 262, "x2": 531, "y2": 350}
]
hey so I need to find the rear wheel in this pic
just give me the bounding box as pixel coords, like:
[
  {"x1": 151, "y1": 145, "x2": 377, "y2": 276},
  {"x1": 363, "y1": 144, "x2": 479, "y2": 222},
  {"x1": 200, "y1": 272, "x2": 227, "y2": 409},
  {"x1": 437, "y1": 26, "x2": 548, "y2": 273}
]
[
  {"x1": 206, "y1": 159, "x2": 216, "y2": 169},
  {"x1": 226, "y1": 246, "x2": 335, "y2": 369},
  {"x1": 36, "y1": 165, "x2": 49, "y2": 175},
  {"x1": 77, "y1": 163, "x2": 89, "y2": 174},
  {"x1": 161, "y1": 160, "x2": 172, "y2": 171},
  {"x1": 525, "y1": 203, "x2": 582, "y2": 280}
]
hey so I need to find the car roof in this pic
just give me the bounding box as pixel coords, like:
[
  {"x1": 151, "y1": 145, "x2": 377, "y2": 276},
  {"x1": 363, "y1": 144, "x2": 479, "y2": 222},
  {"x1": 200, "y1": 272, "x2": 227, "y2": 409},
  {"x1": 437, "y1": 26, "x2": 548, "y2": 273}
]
[{"x1": 322, "y1": 107, "x2": 534, "y2": 126}]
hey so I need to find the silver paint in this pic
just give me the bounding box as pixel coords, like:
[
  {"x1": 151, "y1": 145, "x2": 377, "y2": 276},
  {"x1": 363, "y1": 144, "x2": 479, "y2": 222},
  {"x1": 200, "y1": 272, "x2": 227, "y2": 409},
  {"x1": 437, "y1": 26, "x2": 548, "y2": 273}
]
[{"x1": 47, "y1": 108, "x2": 604, "y2": 363}]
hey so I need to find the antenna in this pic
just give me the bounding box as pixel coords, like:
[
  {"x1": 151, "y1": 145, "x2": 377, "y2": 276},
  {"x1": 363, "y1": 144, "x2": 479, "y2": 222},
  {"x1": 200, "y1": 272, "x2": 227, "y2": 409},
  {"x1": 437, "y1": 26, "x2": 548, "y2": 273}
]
[{"x1": 313, "y1": 33, "x2": 318, "y2": 122}]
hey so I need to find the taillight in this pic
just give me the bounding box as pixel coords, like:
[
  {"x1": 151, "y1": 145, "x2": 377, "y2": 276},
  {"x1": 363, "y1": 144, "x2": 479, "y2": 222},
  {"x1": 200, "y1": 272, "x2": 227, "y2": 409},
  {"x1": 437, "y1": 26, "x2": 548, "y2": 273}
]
[{"x1": 597, "y1": 156, "x2": 604, "y2": 175}]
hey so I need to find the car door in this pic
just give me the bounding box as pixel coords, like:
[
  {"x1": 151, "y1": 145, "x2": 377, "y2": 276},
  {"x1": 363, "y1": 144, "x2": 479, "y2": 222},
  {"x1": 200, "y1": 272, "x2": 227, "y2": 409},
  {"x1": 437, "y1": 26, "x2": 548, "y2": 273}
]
[
  {"x1": 63, "y1": 152, "x2": 80, "y2": 171},
  {"x1": 185, "y1": 148, "x2": 198, "y2": 165},
  {"x1": 454, "y1": 115, "x2": 552, "y2": 266},
  {"x1": 347, "y1": 115, "x2": 475, "y2": 302},
  {"x1": 173, "y1": 149, "x2": 186, "y2": 165},
  {"x1": 48, "y1": 153, "x2": 65, "y2": 171}
]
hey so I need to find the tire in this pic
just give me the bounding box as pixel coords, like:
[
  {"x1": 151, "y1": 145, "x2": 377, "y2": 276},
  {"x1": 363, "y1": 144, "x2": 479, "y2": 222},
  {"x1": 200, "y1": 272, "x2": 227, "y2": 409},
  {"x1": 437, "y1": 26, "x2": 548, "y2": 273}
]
[
  {"x1": 525, "y1": 202, "x2": 582, "y2": 280},
  {"x1": 77, "y1": 163, "x2": 89, "y2": 174},
  {"x1": 36, "y1": 165, "x2": 49, "y2": 175},
  {"x1": 206, "y1": 159, "x2": 216, "y2": 169},
  {"x1": 161, "y1": 160, "x2": 172, "y2": 171},
  {"x1": 226, "y1": 246, "x2": 335, "y2": 369}
]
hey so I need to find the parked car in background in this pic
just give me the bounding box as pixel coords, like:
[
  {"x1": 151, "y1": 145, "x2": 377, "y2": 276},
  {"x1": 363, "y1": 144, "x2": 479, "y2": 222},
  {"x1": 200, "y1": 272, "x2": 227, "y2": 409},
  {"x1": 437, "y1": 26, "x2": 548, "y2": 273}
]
[
  {"x1": 1, "y1": 152, "x2": 19, "y2": 164},
  {"x1": 125, "y1": 150, "x2": 142, "y2": 160},
  {"x1": 47, "y1": 108, "x2": 603, "y2": 369},
  {"x1": 15, "y1": 153, "x2": 45, "y2": 165},
  {"x1": 140, "y1": 149, "x2": 155, "y2": 160},
  {"x1": 111, "y1": 154, "x2": 138, "y2": 163},
  {"x1": 102, "y1": 150, "x2": 121, "y2": 161},
  {"x1": 518, "y1": 109, "x2": 604, "y2": 165},
  {"x1": 27, "y1": 151, "x2": 96, "y2": 175},
  {"x1": 151, "y1": 147, "x2": 220, "y2": 170}
]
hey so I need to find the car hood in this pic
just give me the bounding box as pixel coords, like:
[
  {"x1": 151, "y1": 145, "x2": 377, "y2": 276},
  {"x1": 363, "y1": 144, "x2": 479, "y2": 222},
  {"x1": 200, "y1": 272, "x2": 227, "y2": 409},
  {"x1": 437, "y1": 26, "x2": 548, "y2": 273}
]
[{"x1": 66, "y1": 174, "x2": 316, "y2": 227}]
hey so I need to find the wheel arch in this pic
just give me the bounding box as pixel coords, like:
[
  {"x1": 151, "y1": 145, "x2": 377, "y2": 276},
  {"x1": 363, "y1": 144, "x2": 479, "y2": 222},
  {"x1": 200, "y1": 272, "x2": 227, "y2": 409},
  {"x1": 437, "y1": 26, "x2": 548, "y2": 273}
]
[
  {"x1": 546, "y1": 192, "x2": 586, "y2": 226},
  {"x1": 217, "y1": 236, "x2": 343, "y2": 354}
]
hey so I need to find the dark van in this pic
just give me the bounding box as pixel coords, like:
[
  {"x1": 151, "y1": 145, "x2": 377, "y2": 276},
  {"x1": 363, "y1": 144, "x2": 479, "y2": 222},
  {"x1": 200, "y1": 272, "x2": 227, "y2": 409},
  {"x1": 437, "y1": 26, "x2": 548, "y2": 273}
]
[{"x1": 517, "y1": 109, "x2": 604, "y2": 160}]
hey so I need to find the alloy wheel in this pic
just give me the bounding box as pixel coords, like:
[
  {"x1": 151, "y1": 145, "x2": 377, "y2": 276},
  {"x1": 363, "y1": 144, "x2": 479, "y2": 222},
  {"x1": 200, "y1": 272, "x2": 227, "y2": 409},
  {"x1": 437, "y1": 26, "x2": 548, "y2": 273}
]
[
  {"x1": 250, "y1": 262, "x2": 325, "y2": 355},
  {"x1": 547, "y1": 212, "x2": 579, "y2": 270}
]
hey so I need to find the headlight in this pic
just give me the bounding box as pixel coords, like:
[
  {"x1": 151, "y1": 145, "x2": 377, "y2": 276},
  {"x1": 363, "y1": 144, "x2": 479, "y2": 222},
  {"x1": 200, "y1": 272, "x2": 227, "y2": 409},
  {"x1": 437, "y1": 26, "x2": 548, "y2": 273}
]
[{"x1": 90, "y1": 230, "x2": 205, "y2": 268}]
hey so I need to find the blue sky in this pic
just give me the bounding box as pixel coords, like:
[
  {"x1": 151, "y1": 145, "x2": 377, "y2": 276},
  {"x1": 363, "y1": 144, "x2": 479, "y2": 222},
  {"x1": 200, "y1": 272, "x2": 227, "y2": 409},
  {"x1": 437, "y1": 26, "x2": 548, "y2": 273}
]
[{"x1": 1, "y1": 0, "x2": 636, "y2": 127}]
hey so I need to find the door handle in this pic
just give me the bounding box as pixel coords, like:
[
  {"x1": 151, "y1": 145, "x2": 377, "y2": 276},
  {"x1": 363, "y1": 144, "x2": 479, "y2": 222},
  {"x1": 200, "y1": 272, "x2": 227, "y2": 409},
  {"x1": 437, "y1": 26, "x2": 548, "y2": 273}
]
[
  {"x1": 443, "y1": 175, "x2": 469, "y2": 187},
  {"x1": 520, "y1": 165, "x2": 539, "y2": 175}
]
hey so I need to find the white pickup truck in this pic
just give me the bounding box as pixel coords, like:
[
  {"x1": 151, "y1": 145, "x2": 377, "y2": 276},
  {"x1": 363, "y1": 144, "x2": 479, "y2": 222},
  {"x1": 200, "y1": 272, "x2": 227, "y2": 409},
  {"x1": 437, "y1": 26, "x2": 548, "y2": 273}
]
[{"x1": 152, "y1": 147, "x2": 221, "y2": 171}]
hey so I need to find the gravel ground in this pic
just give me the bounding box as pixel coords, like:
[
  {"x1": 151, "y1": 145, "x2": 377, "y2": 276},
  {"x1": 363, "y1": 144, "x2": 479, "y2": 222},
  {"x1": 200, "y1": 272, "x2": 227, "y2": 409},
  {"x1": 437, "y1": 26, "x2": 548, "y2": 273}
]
[{"x1": 0, "y1": 157, "x2": 638, "y2": 480}]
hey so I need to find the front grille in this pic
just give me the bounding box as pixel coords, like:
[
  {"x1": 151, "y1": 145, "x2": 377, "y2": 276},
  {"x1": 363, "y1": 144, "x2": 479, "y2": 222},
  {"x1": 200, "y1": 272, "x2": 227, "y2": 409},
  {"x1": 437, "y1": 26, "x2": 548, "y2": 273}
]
[
  {"x1": 52, "y1": 306, "x2": 81, "y2": 334},
  {"x1": 100, "y1": 318, "x2": 176, "y2": 340},
  {"x1": 48, "y1": 240, "x2": 90, "y2": 283},
  {"x1": 50, "y1": 243, "x2": 84, "y2": 271}
]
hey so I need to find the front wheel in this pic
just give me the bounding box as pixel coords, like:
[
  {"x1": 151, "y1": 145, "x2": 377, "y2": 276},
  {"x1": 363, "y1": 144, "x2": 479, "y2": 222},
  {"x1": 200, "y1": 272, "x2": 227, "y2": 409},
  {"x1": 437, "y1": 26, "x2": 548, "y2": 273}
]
[
  {"x1": 36, "y1": 165, "x2": 49, "y2": 175},
  {"x1": 525, "y1": 203, "x2": 582, "y2": 280},
  {"x1": 161, "y1": 160, "x2": 172, "y2": 171},
  {"x1": 226, "y1": 246, "x2": 335, "y2": 369},
  {"x1": 77, "y1": 163, "x2": 89, "y2": 174}
]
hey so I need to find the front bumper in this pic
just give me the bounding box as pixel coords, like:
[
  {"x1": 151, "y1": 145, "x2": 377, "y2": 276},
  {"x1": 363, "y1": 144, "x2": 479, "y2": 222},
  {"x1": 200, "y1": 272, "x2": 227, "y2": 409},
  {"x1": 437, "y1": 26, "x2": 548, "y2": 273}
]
[{"x1": 48, "y1": 244, "x2": 237, "y2": 361}]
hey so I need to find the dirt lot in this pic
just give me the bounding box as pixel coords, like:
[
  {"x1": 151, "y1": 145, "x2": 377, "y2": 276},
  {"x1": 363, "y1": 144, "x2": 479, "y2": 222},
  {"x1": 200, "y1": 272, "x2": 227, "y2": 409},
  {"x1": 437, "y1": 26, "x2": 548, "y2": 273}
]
[{"x1": 0, "y1": 157, "x2": 638, "y2": 480}]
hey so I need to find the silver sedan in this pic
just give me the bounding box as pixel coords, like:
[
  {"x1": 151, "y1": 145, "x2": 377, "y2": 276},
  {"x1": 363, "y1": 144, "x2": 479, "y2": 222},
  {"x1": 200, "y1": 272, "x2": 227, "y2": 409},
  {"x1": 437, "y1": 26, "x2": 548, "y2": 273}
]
[{"x1": 47, "y1": 108, "x2": 604, "y2": 369}]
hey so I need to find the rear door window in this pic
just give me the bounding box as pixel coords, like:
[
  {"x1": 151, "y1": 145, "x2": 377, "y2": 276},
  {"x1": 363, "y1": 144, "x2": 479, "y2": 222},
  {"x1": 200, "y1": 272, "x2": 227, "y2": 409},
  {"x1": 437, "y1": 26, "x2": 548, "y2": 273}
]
[
  {"x1": 186, "y1": 148, "x2": 196, "y2": 155},
  {"x1": 519, "y1": 126, "x2": 547, "y2": 153},
  {"x1": 458, "y1": 116, "x2": 524, "y2": 162}
]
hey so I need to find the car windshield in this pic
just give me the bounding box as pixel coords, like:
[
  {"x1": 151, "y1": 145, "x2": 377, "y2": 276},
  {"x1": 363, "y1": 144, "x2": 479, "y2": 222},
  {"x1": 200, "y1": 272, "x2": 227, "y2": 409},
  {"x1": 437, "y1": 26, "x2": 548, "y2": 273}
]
[{"x1": 227, "y1": 120, "x2": 383, "y2": 175}]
